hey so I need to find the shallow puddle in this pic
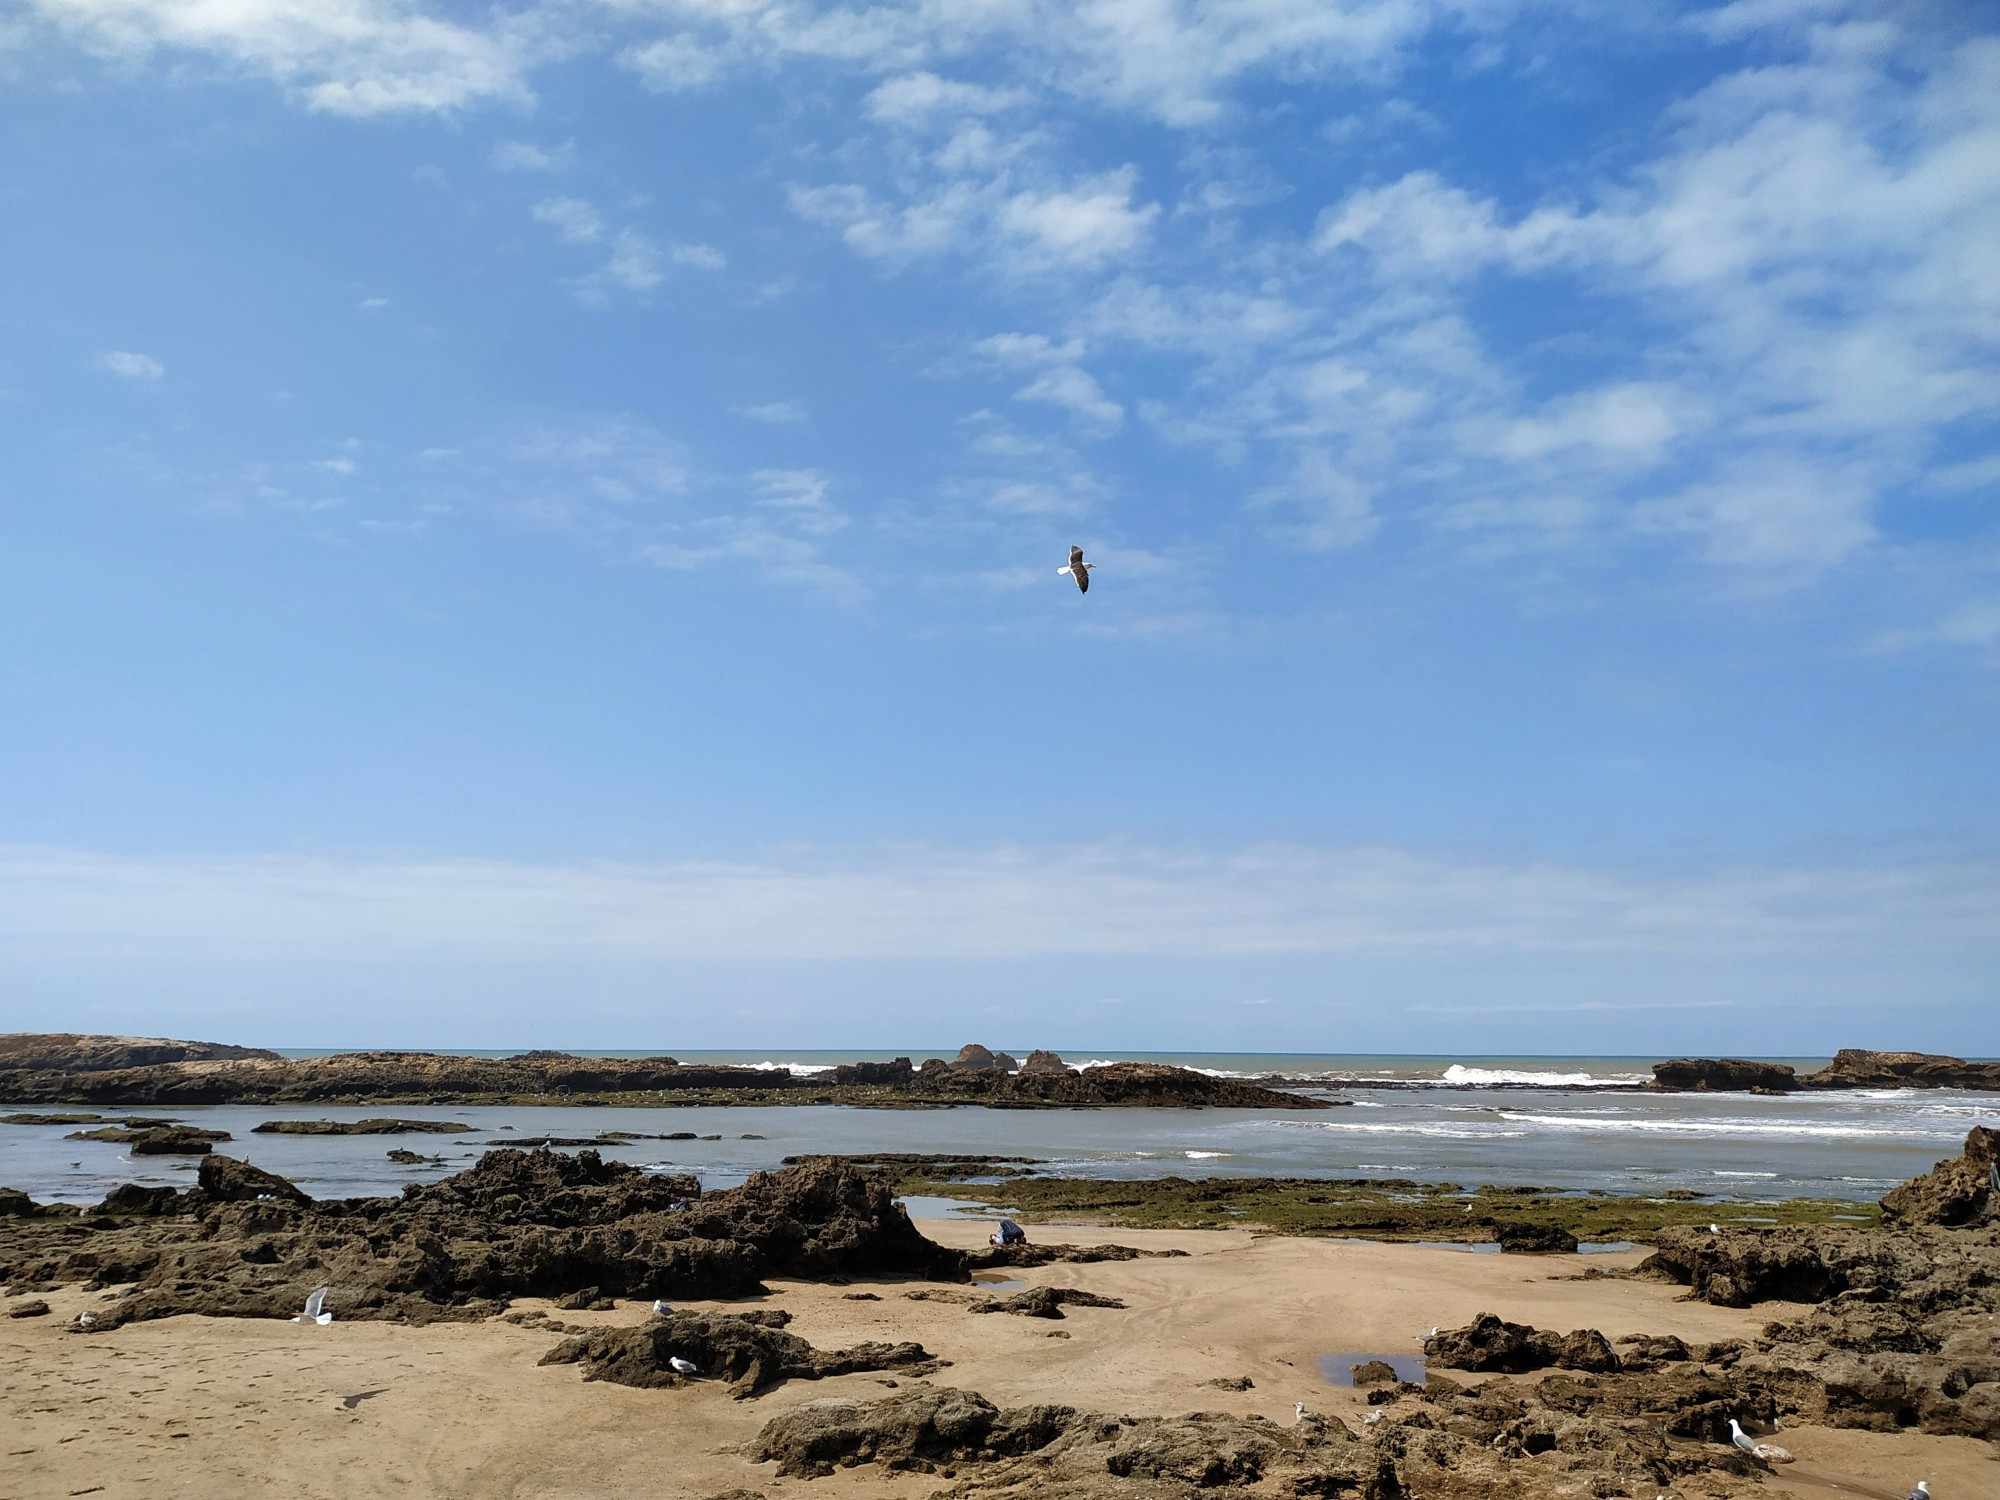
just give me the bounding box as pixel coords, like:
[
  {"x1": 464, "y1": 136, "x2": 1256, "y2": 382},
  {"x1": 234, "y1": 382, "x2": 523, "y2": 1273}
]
[
  {"x1": 970, "y1": 1272, "x2": 1026, "y2": 1290},
  {"x1": 1318, "y1": 1352, "x2": 1427, "y2": 1386}
]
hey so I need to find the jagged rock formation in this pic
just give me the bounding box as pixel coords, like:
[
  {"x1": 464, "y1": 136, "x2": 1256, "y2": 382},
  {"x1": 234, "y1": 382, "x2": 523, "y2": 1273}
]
[
  {"x1": 1019, "y1": 1049, "x2": 1075, "y2": 1076},
  {"x1": 538, "y1": 1308, "x2": 943, "y2": 1397},
  {"x1": 967, "y1": 1286, "x2": 1126, "y2": 1318},
  {"x1": 251, "y1": 1119, "x2": 474, "y2": 1135},
  {"x1": 0, "y1": 1152, "x2": 961, "y2": 1327},
  {"x1": 1428, "y1": 1313, "x2": 1620, "y2": 1373},
  {"x1": 1882, "y1": 1125, "x2": 1999, "y2": 1226}
]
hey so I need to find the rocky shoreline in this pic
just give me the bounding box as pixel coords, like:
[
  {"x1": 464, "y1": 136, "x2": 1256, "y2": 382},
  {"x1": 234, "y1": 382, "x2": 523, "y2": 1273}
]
[{"x1": 3, "y1": 1125, "x2": 1996, "y2": 1496}]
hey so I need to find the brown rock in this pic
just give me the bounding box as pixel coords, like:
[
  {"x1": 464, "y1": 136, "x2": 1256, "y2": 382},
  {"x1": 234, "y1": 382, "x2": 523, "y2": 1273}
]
[
  {"x1": 1019, "y1": 1049, "x2": 1075, "y2": 1076},
  {"x1": 1805, "y1": 1050, "x2": 2000, "y2": 1091},
  {"x1": 1493, "y1": 1220, "x2": 1579, "y2": 1254},
  {"x1": 1428, "y1": 1313, "x2": 1620, "y2": 1373},
  {"x1": 540, "y1": 1310, "x2": 942, "y2": 1398},
  {"x1": 1881, "y1": 1126, "x2": 1999, "y2": 1227},
  {"x1": 197, "y1": 1153, "x2": 314, "y2": 1206},
  {"x1": 950, "y1": 1044, "x2": 1001, "y2": 1072}
]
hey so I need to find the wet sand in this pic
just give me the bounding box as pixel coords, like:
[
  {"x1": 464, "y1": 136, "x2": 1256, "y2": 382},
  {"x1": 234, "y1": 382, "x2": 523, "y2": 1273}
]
[{"x1": 3, "y1": 1215, "x2": 1995, "y2": 1499}]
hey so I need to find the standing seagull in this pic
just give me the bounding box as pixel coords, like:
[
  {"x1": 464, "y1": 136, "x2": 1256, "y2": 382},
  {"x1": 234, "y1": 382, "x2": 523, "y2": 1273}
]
[
  {"x1": 1907, "y1": 1482, "x2": 1930, "y2": 1499},
  {"x1": 1727, "y1": 1418, "x2": 1792, "y2": 1463},
  {"x1": 1058, "y1": 545, "x2": 1094, "y2": 593}
]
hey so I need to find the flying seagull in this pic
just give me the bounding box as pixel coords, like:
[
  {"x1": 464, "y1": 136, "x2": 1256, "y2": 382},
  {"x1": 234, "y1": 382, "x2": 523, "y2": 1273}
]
[
  {"x1": 1727, "y1": 1417, "x2": 1792, "y2": 1463},
  {"x1": 668, "y1": 1356, "x2": 697, "y2": 1376},
  {"x1": 1057, "y1": 545, "x2": 1094, "y2": 593},
  {"x1": 292, "y1": 1285, "x2": 333, "y2": 1325}
]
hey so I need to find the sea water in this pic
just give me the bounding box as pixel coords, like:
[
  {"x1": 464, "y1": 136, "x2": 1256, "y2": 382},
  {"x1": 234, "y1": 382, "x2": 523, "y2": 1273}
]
[{"x1": 2, "y1": 1053, "x2": 1993, "y2": 1206}]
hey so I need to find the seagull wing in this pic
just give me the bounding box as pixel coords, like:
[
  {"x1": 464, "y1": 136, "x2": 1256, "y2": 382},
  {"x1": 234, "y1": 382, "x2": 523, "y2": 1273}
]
[{"x1": 303, "y1": 1286, "x2": 328, "y2": 1320}]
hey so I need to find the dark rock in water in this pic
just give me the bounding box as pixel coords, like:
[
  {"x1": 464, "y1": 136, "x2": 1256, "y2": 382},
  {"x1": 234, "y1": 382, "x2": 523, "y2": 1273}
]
[
  {"x1": 1806, "y1": 1049, "x2": 2000, "y2": 1091},
  {"x1": 253, "y1": 1118, "x2": 474, "y2": 1135},
  {"x1": 1349, "y1": 1359, "x2": 1398, "y2": 1387},
  {"x1": 967, "y1": 1286, "x2": 1125, "y2": 1318},
  {"x1": 6, "y1": 1297, "x2": 50, "y2": 1317},
  {"x1": 1649, "y1": 1058, "x2": 1798, "y2": 1092},
  {"x1": 950, "y1": 1044, "x2": 1001, "y2": 1072},
  {"x1": 539, "y1": 1309, "x2": 942, "y2": 1398},
  {"x1": 386, "y1": 1148, "x2": 442, "y2": 1166},
  {"x1": 1018, "y1": 1049, "x2": 1074, "y2": 1076},
  {"x1": 1494, "y1": 1220, "x2": 1579, "y2": 1254},
  {"x1": 68, "y1": 1124, "x2": 230, "y2": 1154},
  {"x1": 1881, "y1": 1127, "x2": 1999, "y2": 1227},
  {"x1": 1429, "y1": 1313, "x2": 1620, "y2": 1373},
  {"x1": 991, "y1": 1052, "x2": 1019, "y2": 1072},
  {"x1": 198, "y1": 1153, "x2": 314, "y2": 1207},
  {"x1": 3, "y1": 1112, "x2": 124, "y2": 1125},
  {"x1": 917, "y1": 1057, "x2": 949, "y2": 1076}
]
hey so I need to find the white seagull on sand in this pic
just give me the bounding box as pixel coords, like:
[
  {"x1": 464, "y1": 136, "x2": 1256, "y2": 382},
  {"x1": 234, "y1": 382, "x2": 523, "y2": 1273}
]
[
  {"x1": 1907, "y1": 1482, "x2": 1930, "y2": 1499},
  {"x1": 1727, "y1": 1417, "x2": 1791, "y2": 1462},
  {"x1": 652, "y1": 1299, "x2": 673, "y2": 1317},
  {"x1": 668, "y1": 1356, "x2": 698, "y2": 1376},
  {"x1": 1057, "y1": 545, "x2": 1094, "y2": 593},
  {"x1": 291, "y1": 1285, "x2": 333, "y2": 1325}
]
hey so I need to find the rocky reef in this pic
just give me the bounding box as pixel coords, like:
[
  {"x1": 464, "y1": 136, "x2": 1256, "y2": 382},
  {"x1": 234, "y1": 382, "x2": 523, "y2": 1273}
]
[
  {"x1": 0, "y1": 1035, "x2": 1324, "y2": 1111},
  {"x1": 1652, "y1": 1049, "x2": 2000, "y2": 1092}
]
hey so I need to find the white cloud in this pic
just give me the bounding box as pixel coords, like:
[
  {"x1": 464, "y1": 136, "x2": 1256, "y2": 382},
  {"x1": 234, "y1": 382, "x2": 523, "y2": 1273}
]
[
  {"x1": 864, "y1": 70, "x2": 1024, "y2": 126},
  {"x1": 532, "y1": 195, "x2": 605, "y2": 245},
  {"x1": 670, "y1": 241, "x2": 728, "y2": 271},
  {"x1": 355, "y1": 296, "x2": 389, "y2": 311},
  {"x1": 998, "y1": 168, "x2": 1157, "y2": 268},
  {"x1": 2, "y1": 840, "x2": 1992, "y2": 962},
  {"x1": 1255, "y1": 451, "x2": 1377, "y2": 551},
  {"x1": 99, "y1": 349, "x2": 163, "y2": 381},
  {"x1": 976, "y1": 332, "x2": 1123, "y2": 435},
  {"x1": 22, "y1": 0, "x2": 532, "y2": 116},
  {"x1": 733, "y1": 400, "x2": 807, "y2": 423},
  {"x1": 490, "y1": 139, "x2": 567, "y2": 171}
]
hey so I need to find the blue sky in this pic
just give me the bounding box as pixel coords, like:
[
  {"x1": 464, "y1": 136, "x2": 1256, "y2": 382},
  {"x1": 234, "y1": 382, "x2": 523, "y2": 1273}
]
[{"x1": 1, "y1": 0, "x2": 1996, "y2": 1053}]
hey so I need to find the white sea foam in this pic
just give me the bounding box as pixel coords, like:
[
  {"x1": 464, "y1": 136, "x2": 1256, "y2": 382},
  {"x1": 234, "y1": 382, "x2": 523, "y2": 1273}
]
[
  {"x1": 746, "y1": 1061, "x2": 837, "y2": 1075},
  {"x1": 1183, "y1": 1150, "x2": 1228, "y2": 1159},
  {"x1": 1440, "y1": 1064, "x2": 1649, "y2": 1087},
  {"x1": 1301, "y1": 1121, "x2": 1532, "y2": 1140},
  {"x1": 1494, "y1": 1111, "x2": 1946, "y2": 1140},
  {"x1": 1711, "y1": 1170, "x2": 1779, "y2": 1178}
]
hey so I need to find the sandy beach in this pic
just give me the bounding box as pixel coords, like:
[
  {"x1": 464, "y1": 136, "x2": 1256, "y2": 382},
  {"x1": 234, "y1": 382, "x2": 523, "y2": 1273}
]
[{"x1": 6, "y1": 1213, "x2": 1995, "y2": 1500}]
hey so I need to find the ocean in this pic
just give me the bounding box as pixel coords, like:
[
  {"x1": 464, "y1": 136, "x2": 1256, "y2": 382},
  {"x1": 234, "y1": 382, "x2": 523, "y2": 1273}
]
[{"x1": 4, "y1": 1052, "x2": 1993, "y2": 1207}]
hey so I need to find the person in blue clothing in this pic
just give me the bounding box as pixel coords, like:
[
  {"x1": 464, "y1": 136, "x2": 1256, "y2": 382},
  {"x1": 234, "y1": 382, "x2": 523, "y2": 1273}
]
[{"x1": 989, "y1": 1218, "x2": 1026, "y2": 1247}]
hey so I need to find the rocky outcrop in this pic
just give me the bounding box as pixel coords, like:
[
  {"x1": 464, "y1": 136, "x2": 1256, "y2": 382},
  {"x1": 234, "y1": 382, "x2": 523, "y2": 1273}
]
[
  {"x1": 1804, "y1": 1050, "x2": 2000, "y2": 1090},
  {"x1": 0, "y1": 1151, "x2": 963, "y2": 1327},
  {"x1": 1019, "y1": 1049, "x2": 1075, "y2": 1076},
  {"x1": 1648, "y1": 1058, "x2": 1798, "y2": 1092},
  {"x1": 1493, "y1": 1221, "x2": 1579, "y2": 1254},
  {"x1": 0, "y1": 1035, "x2": 1323, "y2": 1110},
  {"x1": 0, "y1": 1034, "x2": 282, "y2": 1070},
  {"x1": 748, "y1": 1383, "x2": 1751, "y2": 1497},
  {"x1": 1882, "y1": 1126, "x2": 1999, "y2": 1227},
  {"x1": 966, "y1": 1286, "x2": 1126, "y2": 1318},
  {"x1": 251, "y1": 1118, "x2": 474, "y2": 1135},
  {"x1": 197, "y1": 1153, "x2": 313, "y2": 1206},
  {"x1": 1429, "y1": 1313, "x2": 1620, "y2": 1373},
  {"x1": 538, "y1": 1309, "x2": 943, "y2": 1398},
  {"x1": 67, "y1": 1123, "x2": 230, "y2": 1154}
]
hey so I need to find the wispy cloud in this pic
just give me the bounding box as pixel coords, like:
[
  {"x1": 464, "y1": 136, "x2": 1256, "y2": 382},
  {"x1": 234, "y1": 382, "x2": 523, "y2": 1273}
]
[
  {"x1": 1, "y1": 841, "x2": 1992, "y2": 963},
  {"x1": 99, "y1": 350, "x2": 163, "y2": 381}
]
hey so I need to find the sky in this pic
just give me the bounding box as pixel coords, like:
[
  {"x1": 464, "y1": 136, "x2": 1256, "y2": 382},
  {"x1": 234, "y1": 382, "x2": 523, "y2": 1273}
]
[{"x1": 1, "y1": 0, "x2": 1996, "y2": 1054}]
